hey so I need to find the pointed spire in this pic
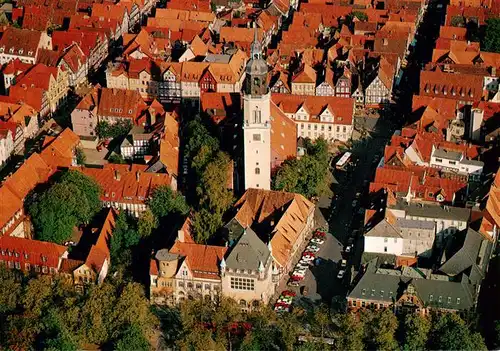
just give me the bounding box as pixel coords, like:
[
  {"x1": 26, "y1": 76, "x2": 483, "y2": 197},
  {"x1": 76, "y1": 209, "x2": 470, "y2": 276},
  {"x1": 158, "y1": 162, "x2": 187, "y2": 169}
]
[
  {"x1": 258, "y1": 260, "x2": 264, "y2": 272},
  {"x1": 220, "y1": 257, "x2": 226, "y2": 268},
  {"x1": 253, "y1": 25, "x2": 258, "y2": 44}
]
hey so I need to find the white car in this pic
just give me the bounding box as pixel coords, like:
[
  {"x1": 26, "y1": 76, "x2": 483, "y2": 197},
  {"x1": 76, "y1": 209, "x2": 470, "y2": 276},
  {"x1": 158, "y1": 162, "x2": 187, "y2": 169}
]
[
  {"x1": 345, "y1": 245, "x2": 352, "y2": 253},
  {"x1": 337, "y1": 270, "x2": 345, "y2": 279},
  {"x1": 293, "y1": 270, "x2": 306, "y2": 277},
  {"x1": 311, "y1": 238, "x2": 325, "y2": 245},
  {"x1": 306, "y1": 246, "x2": 320, "y2": 253},
  {"x1": 301, "y1": 255, "x2": 315, "y2": 262}
]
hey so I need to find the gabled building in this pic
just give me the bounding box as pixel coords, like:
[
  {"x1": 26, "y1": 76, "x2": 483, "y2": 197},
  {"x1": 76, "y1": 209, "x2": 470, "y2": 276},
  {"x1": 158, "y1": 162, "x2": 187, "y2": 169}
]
[
  {"x1": 291, "y1": 63, "x2": 316, "y2": 96},
  {"x1": 315, "y1": 66, "x2": 335, "y2": 97},
  {"x1": 271, "y1": 94, "x2": 355, "y2": 142},
  {"x1": 0, "y1": 27, "x2": 52, "y2": 65},
  {"x1": 364, "y1": 56, "x2": 395, "y2": 106}
]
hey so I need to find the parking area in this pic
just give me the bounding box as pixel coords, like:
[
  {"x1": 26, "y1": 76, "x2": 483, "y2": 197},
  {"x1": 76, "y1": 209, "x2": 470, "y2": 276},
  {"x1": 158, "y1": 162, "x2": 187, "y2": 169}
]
[{"x1": 274, "y1": 229, "x2": 346, "y2": 311}]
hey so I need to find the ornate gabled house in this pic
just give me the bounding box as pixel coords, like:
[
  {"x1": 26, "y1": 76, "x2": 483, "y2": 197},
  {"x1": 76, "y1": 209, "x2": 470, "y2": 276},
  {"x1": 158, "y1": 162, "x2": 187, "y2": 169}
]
[
  {"x1": 364, "y1": 56, "x2": 395, "y2": 106},
  {"x1": 315, "y1": 66, "x2": 335, "y2": 96}
]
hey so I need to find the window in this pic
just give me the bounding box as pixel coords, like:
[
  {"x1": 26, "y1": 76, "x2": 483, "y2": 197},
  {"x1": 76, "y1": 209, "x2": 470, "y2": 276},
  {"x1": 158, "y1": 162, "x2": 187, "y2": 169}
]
[
  {"x1": 187, "y1": 282, "x2": 193, "y2": 288},
  {"x1": 435, "y1": 158, "x2": 443, "y2": 163},
  {"x1": 457, "y1": 298, "x2": 460, "y2": 304},
  {"x1": 438, "y1": 296, "x2": 442, "y2": 303},
  {"x1": 384, "y1": 238, "x2": 388, "y2": 242},
  {"x1": 429, "y1": 294, "x2": 433, "y2": 301},
  {"x1": 205, "y1": 284, "x2": 211, "y2": 290},
  {"x1": 253, "y1": 133, "x2": 261, "y2": 141},
  {"x1": 362, "y1": 289, "x2": 366, "y2": 295},
  {"x1": 178, "y1": 281, "x2": 184, "y2": 287},
  {"x1": 371, "y1": 289, "x2": 375, "y2": 296},
  {"x1": 230, "y1": 277, "x2": 255, "y2": 290},
  {"x1": 447, "y1": 297, "x2": 451, "y2": 304},
  {"x1": 449, "y1": 161, "x2": 456, "y2": 165},
  {"x1": 253, "y1": 110, "x2": 262, "y2": 124},
  {"x1": 255, "y1": 168, "x2": 260, "y2": 175},
  {"x1": 15, "y1": 261, "x2": 20, "y2": 269},
  {"x1": 196, "y1": 283, "x2": 202, "y2": 289},
  {"x1": 384, "y1": 246, "x2": 387, "y2": 252}
]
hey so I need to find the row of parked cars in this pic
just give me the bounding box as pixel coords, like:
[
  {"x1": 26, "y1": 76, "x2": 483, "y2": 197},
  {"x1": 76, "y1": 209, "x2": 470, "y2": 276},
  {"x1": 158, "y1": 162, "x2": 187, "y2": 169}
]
[
  {"x1": 287, "y1": 229, "x2": 327, "y2": 287},
  {"x1": 273, "y1": 291, "x2": 296, "y2": 312}
]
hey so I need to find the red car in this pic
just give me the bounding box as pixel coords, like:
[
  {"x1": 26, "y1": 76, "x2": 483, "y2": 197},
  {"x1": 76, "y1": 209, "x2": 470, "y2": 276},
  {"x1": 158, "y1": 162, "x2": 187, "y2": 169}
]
[{"x1": 282, "y1": 290, "x2": 296, "y2": 297}]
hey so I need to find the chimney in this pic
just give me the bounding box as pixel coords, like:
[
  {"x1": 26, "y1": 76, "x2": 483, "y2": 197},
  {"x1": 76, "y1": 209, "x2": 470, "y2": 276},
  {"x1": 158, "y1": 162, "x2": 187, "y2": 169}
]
[
  {"x1": 383, "y1": 38, "x2": 388, "y2": 46},
  {"x1": 177, "y1": 229, "x2": 185, "y2": 242},
  {"x1": 114, "y1": 169, "x2": 121, "y2": 181},
  {"x1": 136, "y1": 171, "x2": 141, "y2": 182},
  {"x1": 491, "y1": 66, "x2": 497, "y2": 76}
]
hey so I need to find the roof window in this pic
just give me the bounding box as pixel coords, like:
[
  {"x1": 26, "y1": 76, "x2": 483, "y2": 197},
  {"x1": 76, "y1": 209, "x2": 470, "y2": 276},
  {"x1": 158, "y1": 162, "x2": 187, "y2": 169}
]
[
  {"x1": 18, "y1": 49, "x2": 23, "y2": 55},
  {"x1": 0, "y1": 47, "x2": 4, "y2": 53},
  {"x1": 9, "y1": 47, "x2": 14, "y2": 54},
  {"x1": 27, "y1": 51, "x2": 33, "y2": 56}
]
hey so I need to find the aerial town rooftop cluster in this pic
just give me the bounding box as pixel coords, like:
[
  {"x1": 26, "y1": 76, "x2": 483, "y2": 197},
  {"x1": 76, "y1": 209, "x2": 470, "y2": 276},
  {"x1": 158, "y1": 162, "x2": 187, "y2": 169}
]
[{"x1": 0, "y1": 0, "x2": 497, "y2": 316}]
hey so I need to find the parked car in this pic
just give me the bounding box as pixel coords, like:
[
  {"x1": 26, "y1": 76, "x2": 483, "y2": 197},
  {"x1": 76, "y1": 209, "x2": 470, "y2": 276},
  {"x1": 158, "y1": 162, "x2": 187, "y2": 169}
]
[
  {"x1": 288, "y1": 280, "x2": 300, "y2": 287},
  {"x1": 337, "y1": 270, "x2": 345, "y2": 279},
  {"x1": 345, "y1": 245, "x2": 352, "y2": 253},
  {"x1": 311, "y1": 238, "x2": 325, "y2": 245},
  {"x1": 306, "y1": 245, "x2": 320, "y2": 253},
  {"x1": 340, "y1": 259, "x2": 347, "y2": 268}
]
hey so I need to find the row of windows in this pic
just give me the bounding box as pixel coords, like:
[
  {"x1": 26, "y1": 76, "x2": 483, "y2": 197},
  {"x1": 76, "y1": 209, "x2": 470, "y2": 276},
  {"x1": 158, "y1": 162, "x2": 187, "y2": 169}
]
[
  {"x1": 0, "y1": 260, "x2": 53, "y2": 273},
  {"x1": 230, "y1": 277, "x2": 255, "y2": 291},
  {"x1": 300, "y1": 124, "x2": 348, "y2": 132}
]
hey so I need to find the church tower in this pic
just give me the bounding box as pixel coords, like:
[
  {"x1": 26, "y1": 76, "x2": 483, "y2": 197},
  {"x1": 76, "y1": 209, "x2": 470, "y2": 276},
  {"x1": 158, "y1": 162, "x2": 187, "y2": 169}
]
[{"x1": 243, "y1": 29, "x2": 271, "y2": 190}]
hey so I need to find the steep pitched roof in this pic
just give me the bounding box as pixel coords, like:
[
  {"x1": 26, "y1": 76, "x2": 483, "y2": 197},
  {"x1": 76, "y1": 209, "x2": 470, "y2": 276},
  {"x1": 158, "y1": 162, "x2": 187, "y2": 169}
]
[
  {"x1": 226, "y1": 227, "x2": 271, "y2": 271},
  {"x1": 233, "y1": 188, "x2": 314, "y2": 267},
  {"x1": 0, "y1": 236, "x2": 67, "y2": 269},
  {"x1": 170, "y1": 241, "x2": 227, "y2": 279}
]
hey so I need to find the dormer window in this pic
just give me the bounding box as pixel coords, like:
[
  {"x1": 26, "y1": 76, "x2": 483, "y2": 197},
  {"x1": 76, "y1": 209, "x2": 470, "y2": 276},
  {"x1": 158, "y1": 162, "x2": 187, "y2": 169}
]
[
  {"x1": 9, "y1": 48, "x2": 14, "y2": 54},
  {"x1": 128, "y1": 109, "x2": 133, "y2": 114},
  {"x1": 18, "y1": 49, "x2": 23, "y2": 55},
  {"x1": 28, "y1": 51, "x2": 33, "y2": 56},
  {"x1": 0, "y1": 47, "x2": 4, "y2": 53}
]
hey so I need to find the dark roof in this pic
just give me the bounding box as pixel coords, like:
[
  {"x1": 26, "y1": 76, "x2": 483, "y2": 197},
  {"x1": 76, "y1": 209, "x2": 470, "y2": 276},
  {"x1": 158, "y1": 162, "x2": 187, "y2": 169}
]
[
  {"x1": 226, "y1": 227, "x2": 271, "y2": 271},
  {"x1": 439, "y1": 228, "x2": 493, "y2": 283},
  {"x1": 349, "y1": 259, "x2": 475, "y2": 310}
]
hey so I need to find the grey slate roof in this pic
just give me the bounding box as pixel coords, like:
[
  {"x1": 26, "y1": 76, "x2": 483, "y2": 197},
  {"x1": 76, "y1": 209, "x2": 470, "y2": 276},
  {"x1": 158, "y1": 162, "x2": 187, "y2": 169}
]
[
  {"x1": 396, "y1": 218, "x2": 435, "y2": 230},
  {"x1": 348, "y1": 259, "x2": 475, "y2": 310},
  {"x1": 364, "y1": 220, "x2": 402, "y2": 238},
  {"x1": 433, "y1": 147, "x2": 463, "y2": 161},
  {"x1": 440, "y1": 228, "x2": 493, "y2": 283},
  {"x1": 394, "y1": 200, "x2": 471, "y2": 221},
  {"x1": 156, "y1": 249, "x2": 179, "y2": 261},
  {"x1": 226, "y1": 227, "x2": 271, "y2": 271}
]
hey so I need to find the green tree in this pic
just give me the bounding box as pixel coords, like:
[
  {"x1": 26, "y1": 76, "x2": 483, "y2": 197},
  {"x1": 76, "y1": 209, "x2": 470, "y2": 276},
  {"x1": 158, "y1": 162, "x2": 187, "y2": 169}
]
[
  {"x1": 400, "y1": 313, "x2": 430, "y2": 351},
  {"x1": 184, "y1": 118, "x2": 219, "y2": 161},
  {"x1": 351, "y1": 11, "x2": 368, "y2": 22},
  {"x1": 483, "y1": 18, "x2": 500, "y2": 53},
  {"x1": 110, "y1": 212, "x2": 140, "y2": 267},
  {"x1": 334, "y1": 313, "x2": 364, "y2": 351},
  {"x1": 138, "y1": 209, "x2": 158, "y2": 237},
  {"x1": 108, "y1": 153, "x2": 126, "y2": 164},
  {"x1": 114, "y1": 324, "x2": 151, "y2": 351},
  {"x1": 451, "y1": 15, "x2": 466, "y2": 27},
  {"x1": 0, "y1": 266, "x2": 22, "y2": 314},
  {"x1": 428, "y1": 313, "x2": 487, "y2": 351},
  {"x1": 191, "y1": 208, "x2": 223, "y2": 243},
  {"x1": 29, "y1": 171, "x2": 101, "y2": 243},
  {"x1": 148, "y1": 185, "x2": 189, "y2": 219},
  {"x1": 197, "y1": 151, "x2": 233, "y2": 213},
  {"x1": 75, "y1": 147, "x2": 86, "y2": 165},
  {"x1": 363, "y1": 309, "x2": 398, "y2": 351},
  {"x1": 273, "y1": 138, "x2": 330, "y2": 198},
  {"x1": 95, "y1": 121, "x2": 111, "y2": 139}
]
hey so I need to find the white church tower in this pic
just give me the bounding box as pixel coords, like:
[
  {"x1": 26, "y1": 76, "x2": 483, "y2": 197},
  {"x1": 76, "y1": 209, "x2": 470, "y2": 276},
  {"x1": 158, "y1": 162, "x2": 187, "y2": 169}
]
[{"x1": 243, "y1": 29, "x2": 271, "y2": 190}]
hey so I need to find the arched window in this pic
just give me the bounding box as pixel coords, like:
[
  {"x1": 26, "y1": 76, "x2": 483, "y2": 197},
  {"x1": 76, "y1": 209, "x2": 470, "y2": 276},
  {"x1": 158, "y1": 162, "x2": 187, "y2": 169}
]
[
  {"x1": 252, "y1": 300, "x2": 260, "y2": 308},
  {"x1": 239, "y1": 299, "x2": 247, "y2": 307},
  {"x1": 255, "y1": 168, "x2": 260, "y2": 175},
  {"x1": 253, "y1": 77, "x2": 260, "y2": 87}
]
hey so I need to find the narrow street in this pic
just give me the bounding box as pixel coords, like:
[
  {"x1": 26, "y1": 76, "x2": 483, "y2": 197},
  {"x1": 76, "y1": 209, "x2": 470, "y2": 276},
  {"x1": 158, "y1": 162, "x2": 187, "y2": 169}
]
[{"x1": 320, "y1": 0, "x2": 446, "y2": 303}]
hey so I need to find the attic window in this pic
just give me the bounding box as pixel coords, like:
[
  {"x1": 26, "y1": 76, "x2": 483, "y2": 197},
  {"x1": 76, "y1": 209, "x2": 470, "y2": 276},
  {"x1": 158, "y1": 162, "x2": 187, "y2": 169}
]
[
  {"x1": 429, "y1": 294, "x2": 433, "y2": 301},
  {"x1": 27, "y1": 51, "x2": 33, "y2": 56},
  {"x1": 0, "y1": 47, "x2": 3, "y2": 53},
  {"x1": 128, "y1": 109, "x2": 133, "y2": 114},
  {"x1": 9, "y1": 48, "x2": 14, "y2": 53},
  {"x1": 457, "y1": 298, "x2": 460, "y2": 304}
]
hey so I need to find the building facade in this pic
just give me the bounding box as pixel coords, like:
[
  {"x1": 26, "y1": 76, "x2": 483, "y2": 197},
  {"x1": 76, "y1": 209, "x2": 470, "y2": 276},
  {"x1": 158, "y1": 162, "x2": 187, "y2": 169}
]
[{"x1": 243, "y1": 31, "x2": 272, "y2": 190}]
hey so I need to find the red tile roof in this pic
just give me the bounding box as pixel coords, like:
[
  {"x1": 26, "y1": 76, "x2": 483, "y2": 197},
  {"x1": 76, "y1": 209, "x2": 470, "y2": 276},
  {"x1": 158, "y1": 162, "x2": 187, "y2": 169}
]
[
  {"x1": 0, "y1": 236, "x2": 67, "y2": 271},
  {"x1": 419, "y1": 70, "x2": 484, "y2": 102},
  {"x1": 270, "y1": 101, "x2": 297, "y2": 169},
  {"x1": 0, "y1": 27, "x2": 43, "y2": 59},
  {"x1": 272, "y1": 93, "x2": 355, "y2": 125},
  {"x1": 76, "y1": 164, "x2": 173, "y2": 205},
  {"x1": 170, "y1": 241, "x2": 227, "y2": 279}
]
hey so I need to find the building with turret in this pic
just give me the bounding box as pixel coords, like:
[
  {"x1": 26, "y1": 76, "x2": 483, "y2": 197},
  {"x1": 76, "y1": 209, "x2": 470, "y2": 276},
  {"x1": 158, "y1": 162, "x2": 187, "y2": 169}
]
[{"x1": 243, "y1": 29, "x2": 272, "y2": 190}]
